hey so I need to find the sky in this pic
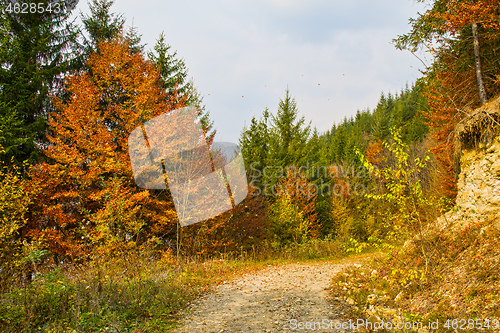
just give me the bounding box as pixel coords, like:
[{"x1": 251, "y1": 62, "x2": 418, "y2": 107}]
[{"x1": 71, "y1": 0, "x2": 431, "y2": 144}]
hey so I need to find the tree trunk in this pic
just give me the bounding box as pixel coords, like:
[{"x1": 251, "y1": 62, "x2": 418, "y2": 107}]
[{"x1": 472, "y1": 22, "x2": 487, "y2": 105}]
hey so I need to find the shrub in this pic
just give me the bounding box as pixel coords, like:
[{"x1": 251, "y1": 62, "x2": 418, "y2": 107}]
[
  {"x1": 0, "y1": 159, "x2": 33, "y2": 287},
  {"x1": 266, "y1": 193, "x2": 309, "y2": 248}
]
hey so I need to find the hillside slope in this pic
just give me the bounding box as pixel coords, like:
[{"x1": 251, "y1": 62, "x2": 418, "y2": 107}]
[{"x1": 329, "y1": 98, "x2": 500, "y2": 332}]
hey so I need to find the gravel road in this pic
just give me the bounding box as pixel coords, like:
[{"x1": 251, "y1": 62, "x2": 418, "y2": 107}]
[{"x1": 173, "y1": 258, "x2": 367, "y2": 333}]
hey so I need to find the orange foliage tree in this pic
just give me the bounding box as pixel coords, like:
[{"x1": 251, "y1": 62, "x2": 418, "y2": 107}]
[
  {"x1": 26, "y1": 37, "x2": 185, "y2": 258},
  {"x1": 365, "y1": 139, "x2": 384, "y2": 166},
  {"x1": 395, "y1": 0, "x2": 500, "y2": 199}
]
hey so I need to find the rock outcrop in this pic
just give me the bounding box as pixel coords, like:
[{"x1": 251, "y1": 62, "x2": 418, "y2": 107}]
[{"x1": 439, "y1": 97, "x2": 500, "y2": 229}]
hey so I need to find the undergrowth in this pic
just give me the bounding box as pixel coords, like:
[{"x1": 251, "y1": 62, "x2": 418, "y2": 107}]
[
  {"x1": 0, "y1": 237, "x2": 358, "y2": 332},
  {"x1": 0, "y1": 249, "x2": 254, "y2": 332},
  {"x1": 329, "y1": 220, "x2": 500, "y2": 332}
]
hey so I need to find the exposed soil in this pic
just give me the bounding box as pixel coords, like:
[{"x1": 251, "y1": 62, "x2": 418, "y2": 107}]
[{"x1": 173, "y1": 255, "x2": 375, "y2": 332}]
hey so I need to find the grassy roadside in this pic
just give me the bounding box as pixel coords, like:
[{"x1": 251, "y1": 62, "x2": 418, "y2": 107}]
[
  {"x1": 0, "y1": 253, "x2": 232, "y2": 332},
  {"x1": 328, "y1": 221, "x2": 500, "y2": 333},
  {"x1": 0, "y1": 237, "x2": 369, "y2": 332}
]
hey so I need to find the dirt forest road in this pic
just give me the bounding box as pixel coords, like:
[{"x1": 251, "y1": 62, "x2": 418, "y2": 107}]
[{"x1": 173, "y1": 256, "x2": 374, "y2": 333}]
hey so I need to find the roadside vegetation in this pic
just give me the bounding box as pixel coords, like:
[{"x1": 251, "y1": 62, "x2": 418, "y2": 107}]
[
  {"x1": 0, "y1": 236, "x2": 366, "y2": 332},
  {"x1": 330, "y1": 220, "x2": 500, "y2": 333}
]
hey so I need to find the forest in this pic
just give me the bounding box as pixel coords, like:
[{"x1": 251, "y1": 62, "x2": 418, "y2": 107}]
[{"x1": 0, "y1": 0, "x2": 499, "y2": 331}]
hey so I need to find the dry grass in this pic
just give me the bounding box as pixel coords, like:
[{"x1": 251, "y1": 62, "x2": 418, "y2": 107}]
[
  {"x1": 0, "y1": 249, "x2": 259, "y2": 332},
  {"x1": 454, "y1": 97, "x2": 500, "y2": 172},
  {"x1": 329, "y1": 219, "x2": 500, "y2": 332},
  {"x1": 0, "y1": 236, "x2": 355, "y2": 332}
]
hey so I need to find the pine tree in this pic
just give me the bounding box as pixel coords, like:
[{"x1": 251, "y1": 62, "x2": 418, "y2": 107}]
[
  {"x1": 239, "y1": 90, "x2": 311, "y2": 194},
  {"x1": 268, "y1": 89, "x2": 311, "y2": 168},
  {"x1": 371, "y1": 93, "x2": 390, "y2": 141},
  {"x1": 330, "y1": 125, "x2": 346, "y2": 163},
  {"x1": 74, "y1": 0, "x2": 144, "y2": 75},
  {"x1": 239, "y1": 109, "x2": 270, "y2": 188},
  {"x1": 124, "y1": 24, "x2": 144, "y2": 54},
  {"x1": 148, "y1": 33, "x2": 190, "y2": 100},
  {"x1": 148, "y1": 32, "x2": 214, "y2": 140},
  {"x1": 80, "y1": 0, "x2": 125, "y2": 55},
  {"x1": 0, "y1": 0, "x2": 79, "y2": 165},
  {"x1": 306, "y1": 127, "x2": 320, "y2": 168}
]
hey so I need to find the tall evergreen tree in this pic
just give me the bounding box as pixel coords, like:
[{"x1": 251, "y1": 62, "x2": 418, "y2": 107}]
[
  {"x1": 306, "y1": 127, "x2": 320, "y2": 167},
  {"x1": 329, "y1": 125, "x2": 346, "y2": 163},
  {"x1": 239, "y1": 90, "x2": 311, "y2": 194},
  {"x1": 124, "y1": 23, "x2": 144, "y2": 54},
  {"x1": 148, "y1": 32, "x2": 214, "y2": 140},
  {"x1": 74, "y1": 0, "x2": 143, "y2": 72},
  {"x1": 239, "y1": 109, "x2": 270, "y2": 188},
  {"x1": 267, "y1": 89, "x2": 311, "y2": 169},
  {"x1": 80, "y1": 0, "x2": 125, "y2": 55},
  {"x1": 0, "y1": 0, "x2": 78, "y2": 165},
  {"x1": 148, "y1": 33, "x2": 190, "y2": 100}
]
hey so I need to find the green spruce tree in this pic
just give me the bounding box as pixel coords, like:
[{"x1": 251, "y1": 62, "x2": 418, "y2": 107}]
[
  {"x1": 239, "y1": 109, "x2": 270, "y2": 189},
  {"x1": 80, "y1": 0, "x2": 125, "y2": 55},
  {"x1": 265, "y1": 89, "x2": 311, "y2": 188},
  {"x1": 148, "y1": 32, "x2": 214, "y2": 140},
  {"x1": 0, "y1": 0, "x2": 78, "y2": 164}
]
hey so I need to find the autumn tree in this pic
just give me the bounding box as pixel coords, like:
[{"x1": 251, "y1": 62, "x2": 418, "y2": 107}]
[
  {"x1": 394, "y1": 0, "x2": 500, "y2": 198},
  {"x1": 0, "y1": 143, "x2": 31, "y2": 285},
  {"x1": 27, "y1": 37, "x2": 185, "y2": 257},
  {"x1": 430, "y1": 0, "x2": 500, "y2": 105}
]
